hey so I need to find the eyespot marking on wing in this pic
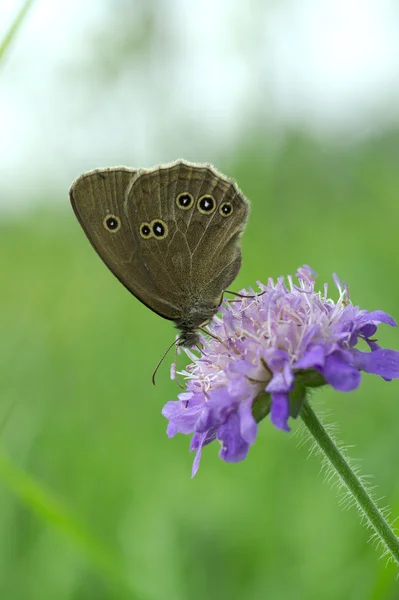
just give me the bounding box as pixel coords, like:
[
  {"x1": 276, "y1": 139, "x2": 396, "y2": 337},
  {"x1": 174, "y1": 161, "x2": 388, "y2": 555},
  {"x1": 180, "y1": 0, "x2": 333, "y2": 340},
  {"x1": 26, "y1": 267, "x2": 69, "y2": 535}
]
[
  {"x1": 219, "y1": 202, "x2": 233, "y2": 217},
  {"x1": 103, "y1": 215, "x2": 121, "y2": 233},
  {"x1": 197, "y1": 195, "x2": 216, "y2": 214},
  {"x1": 176, "y1": 192, "x2": 194, "y2": 210},
  {"x1": 151, "y1": 219, "x2": 168, "y2": 239},
  {"x1": 140, "y1": 222, "x2": 152, "y2": 239}
]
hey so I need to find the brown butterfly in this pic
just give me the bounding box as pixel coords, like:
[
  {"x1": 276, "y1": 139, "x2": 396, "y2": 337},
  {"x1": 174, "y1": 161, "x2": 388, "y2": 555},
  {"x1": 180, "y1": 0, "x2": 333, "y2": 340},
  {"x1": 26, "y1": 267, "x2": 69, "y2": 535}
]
[{"x1": 69, "y1": 160, "x2": 249, "y2": 348}]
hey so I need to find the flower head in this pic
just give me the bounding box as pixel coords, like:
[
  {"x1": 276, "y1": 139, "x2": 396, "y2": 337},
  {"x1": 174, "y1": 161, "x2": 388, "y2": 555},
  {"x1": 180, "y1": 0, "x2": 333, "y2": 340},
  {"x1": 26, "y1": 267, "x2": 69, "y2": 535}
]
[{"x1": 162, "y1": 266, "x2": 399, "y2": 476}]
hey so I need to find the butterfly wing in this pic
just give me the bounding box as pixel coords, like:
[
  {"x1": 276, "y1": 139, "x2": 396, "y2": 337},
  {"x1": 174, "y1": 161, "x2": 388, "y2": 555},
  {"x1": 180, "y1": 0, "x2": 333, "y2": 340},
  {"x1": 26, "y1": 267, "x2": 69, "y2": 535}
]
[
  {"x1": 69, "y1": 167, "x2": 180, "y2": 320},
  {"x1": 126, "y1": 160, "x2": 249, "y2": 312}
]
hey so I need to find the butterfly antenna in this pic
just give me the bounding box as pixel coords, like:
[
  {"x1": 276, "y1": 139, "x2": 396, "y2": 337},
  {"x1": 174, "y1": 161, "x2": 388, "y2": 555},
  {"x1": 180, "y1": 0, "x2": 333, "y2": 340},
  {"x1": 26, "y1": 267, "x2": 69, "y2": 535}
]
[{"x1": 152, "y1": 337, "x2": 180, "y2": 386}]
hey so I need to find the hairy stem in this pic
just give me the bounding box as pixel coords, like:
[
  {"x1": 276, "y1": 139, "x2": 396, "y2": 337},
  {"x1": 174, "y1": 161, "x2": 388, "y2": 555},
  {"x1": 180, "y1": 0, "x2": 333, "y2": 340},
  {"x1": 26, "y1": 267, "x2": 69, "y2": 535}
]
[{"x1": 301, "y1": 399, "x2": 399, "y2": 566}]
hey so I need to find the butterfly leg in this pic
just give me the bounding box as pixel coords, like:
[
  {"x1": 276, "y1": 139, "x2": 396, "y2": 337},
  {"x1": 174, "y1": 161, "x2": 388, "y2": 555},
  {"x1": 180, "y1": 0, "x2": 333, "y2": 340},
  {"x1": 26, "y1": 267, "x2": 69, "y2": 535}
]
[
  {"x1": 198, "y1": 326, "x2": 228, "y2": 348},
  {"x1": 224, "y1": 289, "x2": 266, "y2": 300}
]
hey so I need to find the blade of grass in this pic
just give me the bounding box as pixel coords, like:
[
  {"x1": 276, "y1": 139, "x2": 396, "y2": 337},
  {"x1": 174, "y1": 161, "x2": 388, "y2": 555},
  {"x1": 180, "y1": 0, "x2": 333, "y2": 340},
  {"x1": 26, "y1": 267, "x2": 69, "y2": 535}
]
[
  {"x1": 0, "y1": 0, "x2": 36, "y2": 64},
  {"x1": 0, "y1": 447, "x2": 139, "y2": 597}
]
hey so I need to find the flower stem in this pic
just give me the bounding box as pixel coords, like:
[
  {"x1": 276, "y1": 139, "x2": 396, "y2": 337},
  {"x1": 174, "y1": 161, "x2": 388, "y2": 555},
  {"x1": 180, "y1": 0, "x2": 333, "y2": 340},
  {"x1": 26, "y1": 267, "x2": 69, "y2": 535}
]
[{"x1": 301, "y1": 399, "x2": 399, "y2": 566}]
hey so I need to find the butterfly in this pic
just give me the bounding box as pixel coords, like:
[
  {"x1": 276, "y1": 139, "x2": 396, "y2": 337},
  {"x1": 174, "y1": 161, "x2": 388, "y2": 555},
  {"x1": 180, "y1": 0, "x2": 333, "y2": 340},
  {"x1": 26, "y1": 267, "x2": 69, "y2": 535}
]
[{"x1": 70, "y1": 160, "x2": 249, "y2": 348}]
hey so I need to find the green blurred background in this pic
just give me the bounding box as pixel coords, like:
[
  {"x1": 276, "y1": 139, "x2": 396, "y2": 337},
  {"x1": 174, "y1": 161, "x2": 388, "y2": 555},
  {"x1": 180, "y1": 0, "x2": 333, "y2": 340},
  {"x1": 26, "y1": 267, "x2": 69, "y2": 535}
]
[{"x1": 1, "y1": 1, "x2": 399, "y2": 598}]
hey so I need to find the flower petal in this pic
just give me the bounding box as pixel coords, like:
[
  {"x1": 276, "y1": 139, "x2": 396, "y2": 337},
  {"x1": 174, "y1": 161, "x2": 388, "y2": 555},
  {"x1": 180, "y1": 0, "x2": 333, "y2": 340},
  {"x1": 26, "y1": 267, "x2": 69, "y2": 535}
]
[
  {"x1": 270, "y1": 392, "x2": 290, "y2": 431},
  {"x1": 226, "y1": 373, "x2": 253, "y2": 398},
  {"x1": 190, "y1": 432, "x2": 207, "y2": 477},
  {"x1": 238, "y1": 399, "x2": 257, "y2": 444},
  {"x1": 322, "y1": 352, "x2": 361, "y2": 391},
  {"x1": 162, "y1": 394, "x2": 203, "y2": 436},
  {"x1": 266, "y1": 359, "x2": 294, "y2": 393},
  {"x1": 195, "y1": 388, "x2": 235, "y2": 432},
  {"x1": 360, "y1": 310, "x2": 397, "y2": 327},
  {"x1": 350, "y1": 348, "x2": 399, "y2": 379},
  {"x1": 358, "y1": 323, "x2": 377, "y2": 338},
  {"x1": 217, "y1": 413, "x2": 249, "y2": 463},
  {"x1": 295, "y1": 344, "x2": 325, "y2": 369}
]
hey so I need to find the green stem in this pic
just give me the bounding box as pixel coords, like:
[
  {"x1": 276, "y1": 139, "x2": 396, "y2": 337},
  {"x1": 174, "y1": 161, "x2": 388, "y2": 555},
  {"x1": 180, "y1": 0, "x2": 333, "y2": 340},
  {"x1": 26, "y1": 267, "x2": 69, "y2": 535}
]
[
  {"x1": 0, "y1": 0, "x2": 36, "y2": 63},
  {"x1": 301, "y1": 399, "x2": 399, "y2": 566}
]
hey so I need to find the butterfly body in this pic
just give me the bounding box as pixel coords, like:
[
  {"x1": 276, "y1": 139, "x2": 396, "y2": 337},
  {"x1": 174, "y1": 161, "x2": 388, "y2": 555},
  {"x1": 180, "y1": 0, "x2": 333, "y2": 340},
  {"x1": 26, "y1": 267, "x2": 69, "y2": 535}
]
[
  {"x1": 70, "y1": 160, "x2": 249, "y2": 347},
  {"x1": 172, "y1": 300, "x2": 221, "y2": 347}
]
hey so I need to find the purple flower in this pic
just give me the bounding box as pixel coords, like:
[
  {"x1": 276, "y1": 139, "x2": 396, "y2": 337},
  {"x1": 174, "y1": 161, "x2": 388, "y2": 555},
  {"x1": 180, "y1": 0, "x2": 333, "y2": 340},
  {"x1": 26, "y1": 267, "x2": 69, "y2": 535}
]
[{"x1": 162, "y1": 266, "x2": 399, "y2": 476}]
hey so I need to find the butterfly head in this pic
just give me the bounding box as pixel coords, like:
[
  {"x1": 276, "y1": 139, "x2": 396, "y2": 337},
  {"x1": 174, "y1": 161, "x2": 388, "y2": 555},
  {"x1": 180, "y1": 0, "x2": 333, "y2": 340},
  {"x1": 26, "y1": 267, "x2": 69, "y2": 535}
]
[{"x1": 177, "y1": 330, "x2": 201, "y2": 348}]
